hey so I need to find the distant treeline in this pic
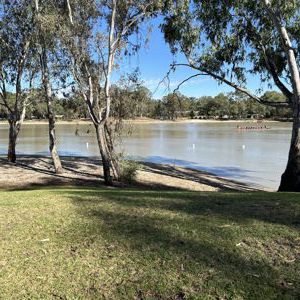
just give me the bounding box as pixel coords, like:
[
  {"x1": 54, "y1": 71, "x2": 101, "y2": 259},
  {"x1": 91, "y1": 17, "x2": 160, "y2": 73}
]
[{"x1": 0, "y1": 88, "x2": 291, "y2": 121}]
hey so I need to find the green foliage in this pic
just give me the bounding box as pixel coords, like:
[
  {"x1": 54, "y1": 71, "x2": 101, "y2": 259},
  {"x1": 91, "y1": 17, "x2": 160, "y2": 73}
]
[
  {"x1": 119, "y1": 159, "x2": 140, "y2": 183},
  {"x1": 189, "y1": 109, "x2": 195, "y2": 119},
  {"x1": 161, "y1": 0, "x2": 298, "y2": 108},
  {"x1": 161, "y1": 93, "x2": 180, "y2": 120},
  {"x1": 1, "y1": 89, "x2": 291, "y2": 121}
]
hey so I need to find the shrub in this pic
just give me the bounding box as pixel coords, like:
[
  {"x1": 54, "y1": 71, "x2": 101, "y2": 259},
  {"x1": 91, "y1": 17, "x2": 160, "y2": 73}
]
[{"x1": 119, "y1": 159, "x2": 140, "y2": 183}]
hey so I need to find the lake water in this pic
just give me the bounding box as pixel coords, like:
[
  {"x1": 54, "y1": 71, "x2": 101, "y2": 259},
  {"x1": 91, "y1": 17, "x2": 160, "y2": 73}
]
[{"x1": 0, "y1": 121, "x2": 292, "y2": 190}]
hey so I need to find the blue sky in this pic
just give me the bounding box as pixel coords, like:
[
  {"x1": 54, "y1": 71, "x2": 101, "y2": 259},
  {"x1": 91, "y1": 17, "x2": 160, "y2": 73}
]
[{"x1": 114, "y1": 18, "x2": 273, "y2": 99}]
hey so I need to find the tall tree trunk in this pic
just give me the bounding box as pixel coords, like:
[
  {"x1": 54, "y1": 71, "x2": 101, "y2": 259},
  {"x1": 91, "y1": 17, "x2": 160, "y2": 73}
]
[
  {"x1": 95, "y1": 123, "x2": 113, "y2": 185},
  {"x1": 47, "y1": 96, "x2": 63, "y2": 174},
  {"x1": 264, "y1": 0, "x2": 300, "y2": 191},
  {"x1": 7, "y1": 120, "x2": 17, "y2": 163},
  {"x1": 104, "y1": 123, "x2": 120, "y2": 180},
  {"x1": 278, "y1": 101, "x2": 300, "y2": 191},
  {"x1": 41, "y1": 52, "x2": 63, "y2": 174}
]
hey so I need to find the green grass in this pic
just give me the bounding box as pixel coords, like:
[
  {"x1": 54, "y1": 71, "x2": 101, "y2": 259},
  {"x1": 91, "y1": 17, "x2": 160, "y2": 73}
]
[{"x1": 0, "y1": 188, "x2": 299, "y2": 299}]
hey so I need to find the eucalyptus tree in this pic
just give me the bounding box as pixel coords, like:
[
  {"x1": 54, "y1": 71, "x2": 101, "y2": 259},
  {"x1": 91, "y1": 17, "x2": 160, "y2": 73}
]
[
  {"x1": 0, "y1": 1, "x2": 37, "y2": 162},
  {"x1": 162, "y1": 0, "x2": 300, "y2": 191},
  {"x1": 68, "y1": 0, "x2": 160, "y2": 185},
  {"x1": 33, "y1": 0, "x2": 74, "y2": 174}
]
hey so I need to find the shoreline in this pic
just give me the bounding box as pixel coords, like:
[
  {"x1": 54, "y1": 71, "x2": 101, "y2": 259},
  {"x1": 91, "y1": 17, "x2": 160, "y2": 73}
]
[
  {"x1": 0, "y1": 155, "x2": 262, "y2": 192},
  {"x1": 0, "y1": 118, "x2": 284, "y2": 126}
]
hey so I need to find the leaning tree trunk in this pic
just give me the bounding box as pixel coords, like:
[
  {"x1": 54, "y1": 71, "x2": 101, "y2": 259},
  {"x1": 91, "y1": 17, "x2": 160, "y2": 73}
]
[
  {"x1": 95, "y1": 123, "x2": 113, "y2": 185},
  {"x1": 7, "y1": 120, "x2": 18, "y2": 163},
  {"x1": 278, "y1": 101, "x2": 300, "y2": 191}
]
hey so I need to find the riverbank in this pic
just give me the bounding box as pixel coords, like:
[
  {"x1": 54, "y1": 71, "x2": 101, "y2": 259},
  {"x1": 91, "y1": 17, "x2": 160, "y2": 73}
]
[
  {"x1": 0, "y1": 117, "x2": 283, "y2": 126},
  {"x1": 0, "y1": 155, "x2": 259, "y2": 191}
]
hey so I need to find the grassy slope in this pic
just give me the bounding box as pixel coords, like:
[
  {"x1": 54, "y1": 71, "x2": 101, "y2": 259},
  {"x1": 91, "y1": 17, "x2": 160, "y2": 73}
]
[{"x1": 0, "y1": 188, "x2": 299, "y2": 300}]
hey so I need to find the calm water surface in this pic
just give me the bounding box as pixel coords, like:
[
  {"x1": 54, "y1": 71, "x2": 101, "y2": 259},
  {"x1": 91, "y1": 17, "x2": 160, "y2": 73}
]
[{"x1": 0, "y1": 121, "x2": 292, "y2": 190}]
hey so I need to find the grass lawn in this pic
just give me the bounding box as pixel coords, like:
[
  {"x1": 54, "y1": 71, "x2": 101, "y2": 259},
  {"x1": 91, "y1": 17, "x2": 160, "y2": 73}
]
[{"x1": 0, "y1": 188, "x2": 299, "y2": 299}]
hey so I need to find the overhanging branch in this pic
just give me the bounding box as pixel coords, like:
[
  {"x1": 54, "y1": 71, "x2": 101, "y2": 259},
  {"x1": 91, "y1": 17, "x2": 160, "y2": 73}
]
[
  {"x1": 172, "y1": 62, "x2": 290, "y2": 108},
  {"x1": 173, "y1": 73, "x2": 209, "y2": 94}
]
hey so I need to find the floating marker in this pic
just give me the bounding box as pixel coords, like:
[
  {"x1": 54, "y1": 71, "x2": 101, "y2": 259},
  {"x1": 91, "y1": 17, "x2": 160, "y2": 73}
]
[
  {"x1": 242, "y1": 145, "x2": 246, "y2": 150},
  {"x1": 86, "y1": 142, "x2": 89, "y2": 149},
  {"x1": 192, "y1": 143, "x2": 195, "y2": 150}
]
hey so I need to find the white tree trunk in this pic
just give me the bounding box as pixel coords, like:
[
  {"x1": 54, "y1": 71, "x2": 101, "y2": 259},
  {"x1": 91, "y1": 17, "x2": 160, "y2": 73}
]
[{"x1": 264, "y1": 0, "x2": 300, "y2": 191}]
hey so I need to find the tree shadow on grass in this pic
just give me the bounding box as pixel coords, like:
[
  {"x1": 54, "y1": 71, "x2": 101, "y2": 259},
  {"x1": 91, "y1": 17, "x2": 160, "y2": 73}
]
[
  {"x1": 63, "y1": 189, "x2": 300, "y2": 299},
  {"x1": 65, "y1": 189, "x2": 300, "y2": 229}
]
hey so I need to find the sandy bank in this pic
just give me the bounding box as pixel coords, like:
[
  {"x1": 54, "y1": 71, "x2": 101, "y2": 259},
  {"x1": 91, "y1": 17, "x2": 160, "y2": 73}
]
[{"x1": 0, "y1": 155, "x2": 259, "y2": 192}]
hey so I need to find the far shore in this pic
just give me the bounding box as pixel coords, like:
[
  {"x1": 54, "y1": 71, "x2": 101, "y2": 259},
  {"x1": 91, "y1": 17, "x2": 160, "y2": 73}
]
[{"x1": 0, "y1": 118, "x2": 285, "y2": 126}]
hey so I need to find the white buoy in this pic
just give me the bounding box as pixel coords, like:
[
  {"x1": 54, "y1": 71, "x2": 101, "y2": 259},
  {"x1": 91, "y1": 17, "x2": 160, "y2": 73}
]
[
  {"x1": 192, "y1": 143, "x2": 195, "y2": 150},
  {"x1": 242, "y1": 145, "x2": 246, "y2": 150},
  {"x1": 86, "y1": 142, "x2": 89, "y2": 149}
]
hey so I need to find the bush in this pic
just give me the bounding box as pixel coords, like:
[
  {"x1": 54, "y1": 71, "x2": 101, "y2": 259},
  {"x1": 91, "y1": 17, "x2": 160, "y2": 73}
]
[
  {"x1": 119, "y1": 160, "x2": 140, "y2": 183},
  {"x1": 189, "y1": 110, "x2": 195, "y2": 119}
]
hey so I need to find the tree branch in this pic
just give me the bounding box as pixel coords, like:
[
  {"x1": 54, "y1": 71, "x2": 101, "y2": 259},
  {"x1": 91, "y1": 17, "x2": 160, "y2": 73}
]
[
  {"x1": 263, "y1": 0, "x2": 300, "y2": 103},
  {"x1": 0, "y1": 68, "x2": 12, "y2": 113},
  {"x1": 102, "y1": 0, "x2": 117, "y2": 124},
  {"x1": 173, "y1": 73, "x2": 209, "y2": 94},
  {"x1": 172, "y1": 62, "x2": 290, "y2": 108},
  {"x1": 260, "y1": 44, "x2": 293, "y2": 103},
  {"x1": 152, "y1": 68, "x2": 173, "y2": 96},
  {"x1": 245, "y1": 19, "x2": 293, "y2": 103},
  {"x1": 15, "y1": 39, "x2": 30, "y2": 113},
  {"x1": 66, "y1": 0, "x2": 74, "y2": 25}
]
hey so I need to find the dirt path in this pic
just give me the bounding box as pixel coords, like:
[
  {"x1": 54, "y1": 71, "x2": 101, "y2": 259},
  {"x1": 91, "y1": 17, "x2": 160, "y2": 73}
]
[{"x1": 0, "y1": 155, "x2": 258, "y2": 191}]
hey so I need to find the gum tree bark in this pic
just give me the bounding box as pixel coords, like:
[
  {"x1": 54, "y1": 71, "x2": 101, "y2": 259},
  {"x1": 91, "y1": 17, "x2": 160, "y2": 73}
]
[
  {"x1": 95, "y1": 124, "x2": 112, "y2": 185},
  {"x1": 99, "y1": 0, "x2": 119, "y2": 183},
  {"x1": 279, "y1": 104, "x2": 300, "y2": 191},
  {"x1": 7, "y1": 120, "x2": 17, "y2": 162},
  {"x1": 40, "y1": 48, "x2": 63, "y2": 174},
  {"x1": 7, "y1": 103, "x2": 27, "y2": 162},
  {"x1": 35, "y1": 0, "x2": 63, "y2": 174},
  {"x1": 264, "y1": 0, "x2": 300, "y2": 191},
  {"x1": 79, "y1": 75, "x2": 114, "y2": 185}
]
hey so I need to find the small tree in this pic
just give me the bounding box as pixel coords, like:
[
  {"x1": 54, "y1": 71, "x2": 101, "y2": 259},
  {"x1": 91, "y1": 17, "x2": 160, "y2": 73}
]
[
  {"x1": 0, "y1": 1, "x2": 37, "y2": 162},
  {"x1": 189, "y1": 110, "x2": 195, "y2": 119},
  {"x1": 68, "y1": 0, "x2": 159, "y2": 185},
  {"x1": 162, "y1": 93, "x2": 180, "y2": 120}
]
